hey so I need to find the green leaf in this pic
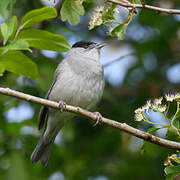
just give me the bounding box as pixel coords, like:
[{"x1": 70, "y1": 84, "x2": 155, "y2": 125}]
[
  {"x1": 166, "y1": 173, "x2": 179, "y2": 180},
  {"x1": 166, "y1": 127, "x2": 180, "y2": 141},
  {"x1": 20, "y1": 7, "x2": 57, "y2": 29},
  {"x1": 110, "y1": 24, "x2": 127, "y2": 40},
  {"x1": 0, "y1": 28, "x2": 2, "y2": 39},
  {"x1": 17, "y1": 29, "x2": 70, "y2": 52},
  {"x1": 0, "y1": 23, "x2": 8, "y2": 45},
  {"x1": 102, "y1": 3, "x2": 117, "y2": 21},
  {"x1": 0, "y1": 16, "x2": 17, "y2": 45},
  {"x1": 171, "y1": 102, "x2": 180, "y2": 129},
  {"x1": 61, "y1": 0, "x2": 85, "y2": 25},
  {"x1": 165, "y1": 166, "x2": 180, "y2": 180},
  {"x1": 72, "y1": 0, "x2": 85, "y2": 16},
  {"x1": 170, "y1": 154, "x2": 180, "y2": 164},
  {"x1": 0, "y1": 50, "x2": 38, "y2": 79},
  {"x1": 164, "y1": 165, "x2": 180, "y2": 174},
  {"x1": 0, "y1": 0, "x2": 13, "y2": 19},
  {"x1": 0, "y1": 68, "x2": 5, "y2": 76},
  {"x1": 9, "y1": 16, "x2": 18, "y2": 40},
  {"x1": 0, "y1": 39, "x2": 32, "y2": 53}
]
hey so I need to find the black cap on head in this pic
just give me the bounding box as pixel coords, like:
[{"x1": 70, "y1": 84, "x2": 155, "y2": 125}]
[{"x1": 72, "y1": 41, "x2": 96, "y2": 49}]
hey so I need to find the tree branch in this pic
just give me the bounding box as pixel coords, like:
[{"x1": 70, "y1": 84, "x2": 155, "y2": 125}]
[
  {"x1": 103, "y1": 52, "x2": 136, "y2": 67},
  {"x1": 0, "y1": 87, "x2": 180, "y2": 150},
  {"x1": 105, "y1": 0, "x2": 180, "y2": 14}
]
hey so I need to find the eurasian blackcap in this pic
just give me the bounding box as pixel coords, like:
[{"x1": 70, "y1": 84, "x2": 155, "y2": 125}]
[{"x1": 30, "y1": 41, "x2": 105, "y2": 166}]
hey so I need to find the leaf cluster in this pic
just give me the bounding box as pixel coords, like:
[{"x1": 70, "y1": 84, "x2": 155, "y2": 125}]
[{"x1": 0, "y1": 6, "x2": 70, "y2": 79}]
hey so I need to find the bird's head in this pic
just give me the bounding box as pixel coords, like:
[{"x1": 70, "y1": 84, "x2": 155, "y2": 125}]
[{"x1": 67, "y1": 41, "x2": 106, "y2": 61}]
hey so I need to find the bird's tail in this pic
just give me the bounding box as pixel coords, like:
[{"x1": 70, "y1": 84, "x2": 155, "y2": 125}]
[
  {"x1": 31, "y1": 111, "x2": 70, "y2": 166},
  {"x1": 30, "y1": 136, "x2": 54, "y2": 166},
  {"x1": 30, "y1": 121, "x2": 60, "y2": 166}
]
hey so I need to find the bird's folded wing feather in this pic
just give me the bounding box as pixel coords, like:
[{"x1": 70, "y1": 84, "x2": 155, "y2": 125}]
[{"x1": 38, "y1": 70, "x2": 59, "y2": 130}]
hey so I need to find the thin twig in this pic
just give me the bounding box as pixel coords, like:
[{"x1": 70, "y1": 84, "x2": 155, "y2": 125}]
[
  {"x1": 103, "y1": 52, "x2": 136, "y2": 67},
  {"x1": 0, "y1": 87, "x2": 180, "y2": 150},
  {"x1": 105, "y1": 0, "x2": 180, "y2": 14}
]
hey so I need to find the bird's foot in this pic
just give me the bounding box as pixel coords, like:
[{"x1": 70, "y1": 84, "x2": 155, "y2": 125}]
[
  {"x1": 93, "y1": 112, "x2": 102, "y2": 127},
  {"x1": 58, "y1": 100, "x2": 66, "y2": 112}
]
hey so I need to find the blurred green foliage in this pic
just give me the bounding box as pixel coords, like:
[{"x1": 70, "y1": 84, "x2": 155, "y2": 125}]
[{"x1": 0, "y1": 0, "x2": 180, "y2": 179}]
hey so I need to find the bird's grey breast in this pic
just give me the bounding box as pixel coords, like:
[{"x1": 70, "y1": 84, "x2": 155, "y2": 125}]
[{"x1": 49, "y1": 57, "x2": 104, "y2": 109}]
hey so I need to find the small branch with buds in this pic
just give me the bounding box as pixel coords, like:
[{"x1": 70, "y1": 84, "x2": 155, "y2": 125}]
[
  {"x1": 105, "y1": 0, "x2": 180, "y2": 14},
  {"x1": 0, "y1": 87, "x2": 180, "y2": 150}
]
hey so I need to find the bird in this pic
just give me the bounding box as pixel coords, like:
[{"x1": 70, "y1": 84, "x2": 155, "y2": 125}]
[{"x1": 30, "y1": 41, "x2": 105, "y2": 166}]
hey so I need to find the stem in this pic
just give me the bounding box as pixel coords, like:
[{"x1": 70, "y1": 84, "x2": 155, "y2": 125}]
[
  {"x1": 123, "y1": 8, "x2": 134, "y2": 25},
  {"x1": 104, "y1": 20, "x2": 121, "y2": 25},
  {"x1": 105, "y1": 0, "x2": 180, "y2": 14},
  {"x1": 170, "y1": 102, "x2": 180, "y2": 134},
  {"x1": 171, "y1": 102, "x2": 179, "y2": 127},
  {"x1": 162, "y1": 112, "x2": 170, "y2": 123},
  {"x1": 13, "y1": 21, "x2": 29, "y2": 41},
  {"x1": 143, "y1": 114, "x2": 169, "y2": 128},
  {"x1": 143, "y1": 119, "x2": 169, "y2": 127},
  {"x1": 14, "y1": 26, "x2": 22, "y2": 41},
  {"x1": 166, "y1": 102, "x2": 170, "y2": 114}
]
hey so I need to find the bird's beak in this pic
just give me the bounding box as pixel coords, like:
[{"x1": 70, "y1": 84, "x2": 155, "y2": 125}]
[{"x1": 96, "y1": 43, "x2": 107, "y2": 49}]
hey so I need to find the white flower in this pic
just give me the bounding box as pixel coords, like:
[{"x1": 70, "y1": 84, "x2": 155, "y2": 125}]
[
  {"x1": 134, "y1": 113, "x2": 144, "y2": 121},
  {"x1": 141, "y1": 105, "x2": 149, "y2": 114},
  {"x1": 96, "y1": 6, "x2": 104, "y2": 13},
  {"x1": 139, "y1": 100, "x2": 152, "y2": 114},
  {"x1": 154, "y1": 97, "x2": 163, "y2": 105},
  {"x1": 158, "y1": 105, "x2": 166, "y2": 113},
  {"x1": 89, "y1": 7, "x2": 104, "y2": 30},
  {"x1": 165, "y1": 94, "x2": 174, "y2": 102},
  {"x1": 135, "y1": 107, "x2": 144, "y2": 114},
  {"x1": 146, "y1": 100, "x2": 152, "y2": 108},
  {"x1": 135, "y1": 100, "x2": 152, "y2": 115}
]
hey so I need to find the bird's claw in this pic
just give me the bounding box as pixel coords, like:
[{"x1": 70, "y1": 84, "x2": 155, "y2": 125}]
[
  {"x1": 58, "y1": 100, "x2": 66, "y2": 112},
  {"x1": 93, "y1": 112, "x2": 102, "y2": 127}
]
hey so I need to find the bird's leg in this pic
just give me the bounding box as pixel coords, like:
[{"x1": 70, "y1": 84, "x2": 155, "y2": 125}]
[
  {"x1": 93, "y1": 112, "x2": 102, "y2": 126},
  {"x1": 58, "y1": 100, "x2": 66, "y2": 112}
]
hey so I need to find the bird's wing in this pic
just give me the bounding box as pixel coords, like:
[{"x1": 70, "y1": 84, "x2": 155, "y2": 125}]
[{"x1": 38, "y1": 70, "x2": 59, "y2": 130}]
